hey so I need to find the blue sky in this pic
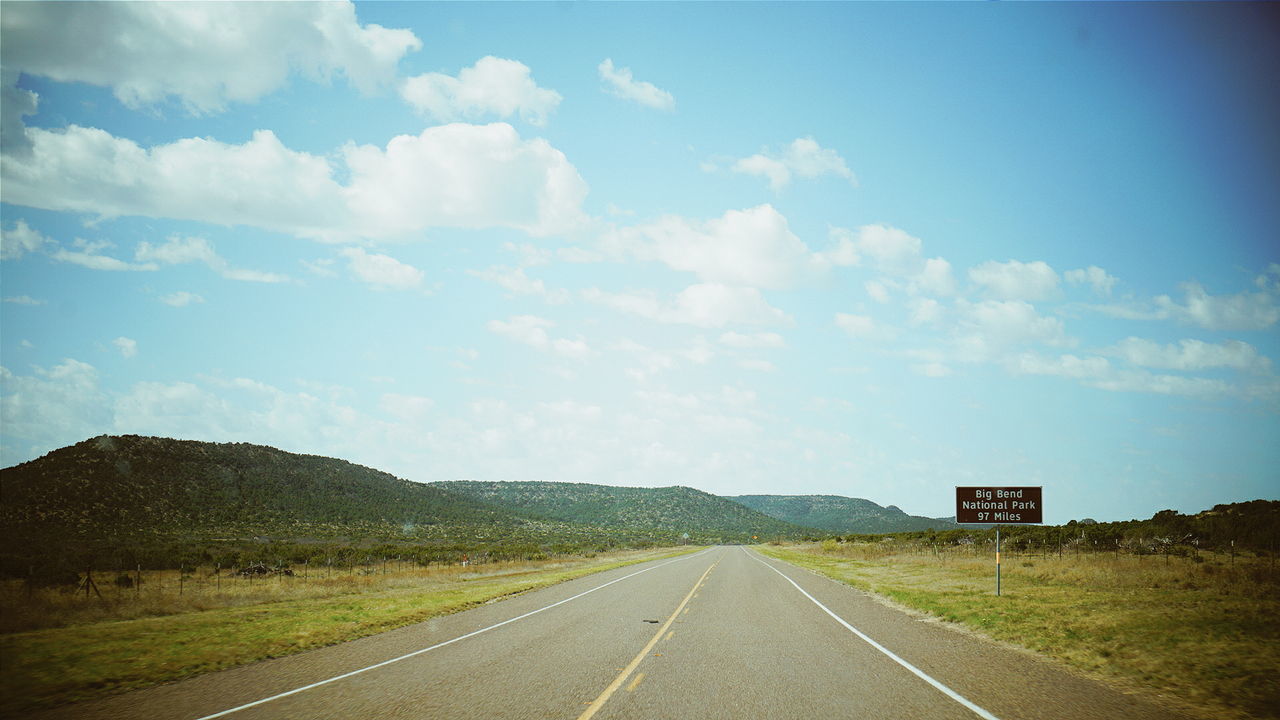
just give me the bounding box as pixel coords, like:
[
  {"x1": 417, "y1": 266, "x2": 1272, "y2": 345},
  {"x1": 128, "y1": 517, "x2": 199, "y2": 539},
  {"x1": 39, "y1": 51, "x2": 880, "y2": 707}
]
[{"x1": 2, "y1": 2, "x2": 1277, "y2": 524}]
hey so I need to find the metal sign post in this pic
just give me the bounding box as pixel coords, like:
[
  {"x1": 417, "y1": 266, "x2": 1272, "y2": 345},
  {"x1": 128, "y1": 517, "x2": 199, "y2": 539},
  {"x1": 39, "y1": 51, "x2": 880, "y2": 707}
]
[
  {"x1": 955, "y1": 487, "x2": 1042, "y2": 596},
  {"x1": 995, "y1": 527, "x2": 1001, "y2": 597}
]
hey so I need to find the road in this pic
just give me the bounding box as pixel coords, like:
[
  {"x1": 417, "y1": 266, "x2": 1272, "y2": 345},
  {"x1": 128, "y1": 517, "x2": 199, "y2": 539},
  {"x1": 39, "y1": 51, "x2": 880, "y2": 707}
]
[{"x1": 36, "y1": 547, "x2": 1189, "y2": 720}]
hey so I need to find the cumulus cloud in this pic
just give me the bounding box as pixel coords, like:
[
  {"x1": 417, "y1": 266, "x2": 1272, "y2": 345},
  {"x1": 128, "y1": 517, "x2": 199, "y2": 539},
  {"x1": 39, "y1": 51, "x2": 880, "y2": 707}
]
[
  {"x1": 598, "y1": 59, "x2": 674, "y2": 110},
  {"x1": 379, "y1": 393, "x2": 434, "y2": 422},
  {"x1": 1155, "y1": 282, "x2": 1279, "y2": 331},
  {"x1": 159, "y1": 291, "x2": 204, "y2": 307},
  {"x1": 601, "y1": 204, "x2": 819, "y2": 290},
  {"x1": 112, "y1": 337, "x2": 138, "y2": 358},
  {"x1": 731, "y1": 137, "x2": 855, "y2": 191},
  {"x1": 1, "y1": 1, "x2": 421, "y2": 114},
  {"x1": 952, "y1": 299, "x2": 1071, "y2": 362},
  {"x1": 339, "y1": 247, "x2": 424, "y2": 290},
  {"x1": 821, "y1": 224, "x2": 955, "y2": 297},
  {"x1": 1065, "y1": 266, "x2": 1118, "y2": 296},
  {"x1": 584, "y1": 284, "x2": 790, "y2": 328},
  {"x1": 135, "y1": 235, "x2": 288, "y2": 283},
  {"x1": 2, "y1": 122, "x2": 589, "y2": 241},
  {"x1": 907, "y1": 297, "x2": 946, "y2": 327},
  {"x1": 912, "y1": 362, "x2": 953, "y2": 378},
  {"x1": 0, "y1": 359, "x2": 111, "y2": 453},
  {"x1": 341, "y1": 123, "x2": 589, "y2": 239},
  {"x1": 1, "y1": 219, "x2": 50, "y2": 260},
  {"x1": 835, "y1": 313, "x2": 896, "y2": 341},
  {"x1": 52, "y1": 240, "x2": 159, "y2": 272},
  {"x1": 1109, "y1": 337, "x2": 1271, "y2": 373},
  {"x1": 718, "y1": 332, "x2": 786, "y2": 349},
  {"x1": 487, "y1": 315, "x2": 594, "y2": 360},
  {"x1": 469, "y1": 266, "x2": 569, "y2": 304},
  {"x1": 401, "y1": 56, "x2": 561, "y2": 126},
  {"x1": 969, "y1": 259, "x2": 1060, "y2": 301},
  {"x1": 1008, "y1": 352, "x2": 1237, "y2": 397},
  {"x1": 1, "y1": 70, "x2": 38, "y2": 157}
]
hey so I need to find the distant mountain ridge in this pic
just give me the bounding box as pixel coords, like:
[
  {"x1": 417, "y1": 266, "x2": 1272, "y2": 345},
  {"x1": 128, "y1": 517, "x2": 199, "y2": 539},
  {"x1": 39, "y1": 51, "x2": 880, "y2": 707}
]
[
  {"x1": 432, "y1": 480, "x2": 817, "y2": 540},
  {"x1": 728, "y1": 494, "x2": 957, "y2": 534},
  {"x1": 0, "y1": 437, "x2": 818, "y2": 559},
  {"x1": 0, "y1": 435, "x2": 527, "y2": 545}
]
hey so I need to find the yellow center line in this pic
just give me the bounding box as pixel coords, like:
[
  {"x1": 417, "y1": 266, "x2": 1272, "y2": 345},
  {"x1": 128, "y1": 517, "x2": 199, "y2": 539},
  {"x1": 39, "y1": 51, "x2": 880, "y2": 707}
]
[
  {"x1": 577, "y1": 560, "x2": 717, "y2": 720},
  {"x1": 625, "y1": 673, "x2": 646, "y2": 692}
]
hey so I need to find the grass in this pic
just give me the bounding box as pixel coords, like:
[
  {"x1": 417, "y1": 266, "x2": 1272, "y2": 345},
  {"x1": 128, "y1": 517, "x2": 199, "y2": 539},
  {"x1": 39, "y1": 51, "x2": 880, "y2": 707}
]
[
  {"x1": 0, "y1": 547, "x2": 699, "y2": 717},
  {"x1": 760, "y1": 542, "x2": 1279, "y2": 720}
]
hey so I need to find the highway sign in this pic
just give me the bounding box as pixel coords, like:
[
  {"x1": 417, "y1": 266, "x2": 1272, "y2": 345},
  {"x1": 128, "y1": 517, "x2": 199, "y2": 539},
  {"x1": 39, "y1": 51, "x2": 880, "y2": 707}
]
[{"x1": 955, "y1": 486, "x2": 1042, "y2": 524}]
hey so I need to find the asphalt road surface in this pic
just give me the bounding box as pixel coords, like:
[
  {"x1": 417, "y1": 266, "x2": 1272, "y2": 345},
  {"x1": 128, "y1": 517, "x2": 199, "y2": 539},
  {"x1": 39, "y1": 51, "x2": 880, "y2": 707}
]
[{"x1": 36, "y1": 547, "x2": 1191, "y2": 720}]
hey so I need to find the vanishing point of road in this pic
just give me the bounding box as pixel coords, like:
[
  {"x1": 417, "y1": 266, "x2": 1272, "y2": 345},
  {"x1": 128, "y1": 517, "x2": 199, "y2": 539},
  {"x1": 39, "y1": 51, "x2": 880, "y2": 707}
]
[{"x1": 36, "y1": 547, "x2": 1190, "y2": 720}]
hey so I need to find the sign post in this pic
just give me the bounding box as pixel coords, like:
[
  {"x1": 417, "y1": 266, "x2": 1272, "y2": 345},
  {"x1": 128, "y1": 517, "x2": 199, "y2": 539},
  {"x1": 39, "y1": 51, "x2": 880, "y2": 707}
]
[{"x1": 955, "y1": 487, "x2": 1043, "y2": 596}]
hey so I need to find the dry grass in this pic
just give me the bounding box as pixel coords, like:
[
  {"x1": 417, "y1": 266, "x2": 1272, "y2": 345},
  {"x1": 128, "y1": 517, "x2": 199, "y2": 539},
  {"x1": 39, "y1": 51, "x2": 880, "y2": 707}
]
[
  {"x1": 0, "y1": 556, "x2": 619, "y2": 634},
  {"x1": 0, "y1": 547, "x2": 698, "y2": 716},
  {"x1": 764, "y1": 542, "x2": 1279, "y2": 720}
]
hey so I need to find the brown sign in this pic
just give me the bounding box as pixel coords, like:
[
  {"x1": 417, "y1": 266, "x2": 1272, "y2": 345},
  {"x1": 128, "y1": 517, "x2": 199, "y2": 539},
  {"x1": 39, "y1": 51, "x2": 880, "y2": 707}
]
[{"x1": 955, "y1": 487, "x2": 1043, "y2": 524}]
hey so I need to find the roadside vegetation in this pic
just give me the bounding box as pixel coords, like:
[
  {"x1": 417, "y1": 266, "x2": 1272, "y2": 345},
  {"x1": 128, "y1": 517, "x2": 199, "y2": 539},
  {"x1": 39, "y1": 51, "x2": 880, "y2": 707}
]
[
  {"x1": 761, "y1": 539, "x2": 1278, "y2": 720},
  {"x1": 0, "y1": 546, "x2": 698, "y2": 716}
]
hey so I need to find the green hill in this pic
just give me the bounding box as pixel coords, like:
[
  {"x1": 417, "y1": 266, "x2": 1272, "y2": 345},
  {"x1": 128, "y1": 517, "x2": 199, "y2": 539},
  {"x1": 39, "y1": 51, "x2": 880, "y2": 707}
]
[
  {"x1": 432, "y1": 481, "x2": 818, "y2": 541},
  {"x1": 728, "y1": 494, "x2": 957, "y2": 534},
  {"x1": 0, "y1": 435, "x2": 524, "y2": 547}
]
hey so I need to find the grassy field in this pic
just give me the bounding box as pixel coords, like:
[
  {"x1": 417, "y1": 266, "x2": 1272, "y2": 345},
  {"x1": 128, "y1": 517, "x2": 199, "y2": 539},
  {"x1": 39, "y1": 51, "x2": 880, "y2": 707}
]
[
  {"x1": 760, "y1": 541, "x2": 1279, "y2": 720},
  {"x1": 0, "y1": 547, "x2": 698, "y2": 716}
]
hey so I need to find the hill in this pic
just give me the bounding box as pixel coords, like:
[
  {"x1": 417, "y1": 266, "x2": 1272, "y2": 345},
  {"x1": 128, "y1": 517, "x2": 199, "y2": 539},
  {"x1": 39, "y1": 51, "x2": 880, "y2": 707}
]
[
  {"x1": 432, "y1": 480, "x2": 818, "y2": 541},
  {"x1": 0, "y1": 435, "x2": 528, "y2": 549},
  {"x1": 728, "y1": 494, "x2": 958, "y2": 534}
]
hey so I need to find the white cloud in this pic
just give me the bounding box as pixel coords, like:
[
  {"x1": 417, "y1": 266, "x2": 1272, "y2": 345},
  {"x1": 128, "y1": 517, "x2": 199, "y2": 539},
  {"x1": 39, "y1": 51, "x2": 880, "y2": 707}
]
[
  {"x1": 1, "y1": 1, "x2": 421, "y2": 114},
  {"x1": 112, "y1": 337, "x2": 138, "y2": 358},
  {"x1": 739, "y1": 359, "x2": 776, "y2": 372},
  {"x1": 598, "y1": 58, "x2": 675, "y2": 111},
  {"x1": 2, "y1": 122, "x2": 588, "y2": 242},
  {"x1": 865, "y1": 280, "x2": 891, "y2": 304},
  {"x1": 341, "y1": 123, "x2": 589, "y2": 239},
  {"x1": 912, "y1": 257, "x2": 957, "y2": 296},
  {"x1": 159, "y1": 291, "x2": 204, "y2": 308},
  {"x1": 912, "y1": 362, "x2": 953, "y2": 378},
  {"x1": 340, "y1": 247, "x2": 424, "y2": 291},
  {"x1": 856, "y1": 224, "x2": 923, "y2": 276},
  {"x1": 1008, "y1": 352, "x2": 1236, "y2": 397},
  {"x1": 135, "y1": 235, "x2": 289, "y2": 283},
  {"x1": 469, "y1": 266, "x2": 569, "y2": 304},
  {"x1": 503, "y1": 242, "x2": 553, "y2": 267},
  {"x1": 1, "y1": 219, "x2": 50, "y2": 260},
  {"x1": 585, "y1": 284, "x2": 790, "y2": 328},
  {"x1": 835, "y1": 313, "x2": 895, "y2": 341},
  {"x1": 718, "y1": 331, "x2": 786, "y2": 349},
  {"x1": 379, "y1": 393, "x2": 434, "y2": 422},
  {"x1": 487, "y1": 315, "x2": 594, "y2": 360},
  {"x1": 1155, "y1": 282, "x2": 1279, "y2": 331},
  {"x1": 952, "y1": 299, "x2": 1071, "y2": 362},
  {"x1": 0, "y1": 359, "x2": 110, "y2": 454},
  {"x1": 1, "y1": 69, "x2": 38, "y2": 157},
  {"x1": 51, "y1": 245, "x2": 158, "y2": 272},
  {"x1": 969, "y1": 259, "x2": 1060, "y2": 301},
  {"x1": 731, "y1": 137, "x2": 855, "y2": 191},
  {"x1": 1109, "y1": 337, "x2": 1271, "y2": 373},
  {"x1": 1065, "y1": 266, "x2": 1118, "y2": 296},
  {"x1": 823, "y1": 224, "x2": 955, "y2": 297},
  {"x1": 401, "y1": 56, "x2": 561, "y2": 126},
  {"x1": 602, "y1": 204, "x2": 819, "y2": 290},
  {"x1": 907, "y1": 297, "x2": 946, "y2": 327},
  {"x1": 3, "y1": 295, "x2": 45, "y2": 306}
]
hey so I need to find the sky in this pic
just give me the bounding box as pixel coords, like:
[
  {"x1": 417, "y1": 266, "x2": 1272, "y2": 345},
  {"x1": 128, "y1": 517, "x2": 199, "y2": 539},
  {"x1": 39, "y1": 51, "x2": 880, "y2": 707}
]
[{"x1": 2, "y1": 2, "x2": 1278, "y2": 525}]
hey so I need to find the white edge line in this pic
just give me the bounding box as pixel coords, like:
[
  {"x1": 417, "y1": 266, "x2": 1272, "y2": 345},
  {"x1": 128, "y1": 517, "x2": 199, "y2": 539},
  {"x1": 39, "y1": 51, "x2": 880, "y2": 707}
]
[
  {"x1": 192, "y1": 548, "x2": 712, "y2": 720},
  {"x1": 746, "y1": 548, "x2": 1000, "y2": 720}
]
